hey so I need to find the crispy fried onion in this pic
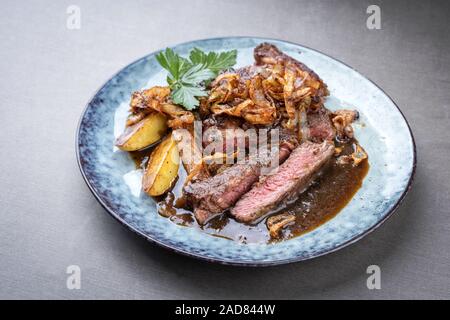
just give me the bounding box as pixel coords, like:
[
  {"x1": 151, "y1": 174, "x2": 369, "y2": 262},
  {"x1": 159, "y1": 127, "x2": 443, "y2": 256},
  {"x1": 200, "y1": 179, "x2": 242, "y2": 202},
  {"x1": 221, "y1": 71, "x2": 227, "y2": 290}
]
[
  {"x1": 351, "y1": 144, "x2": 368, "y2": 166},
  {"x1": 260, "y1": 66, "x2": 284, "y2": 104},
  {"x1": 336, "y1": 143, "x2": 368, "y2": 166},
  {"x1": 127, "y1": 86, "x2": 194, "y2": 129},
  {"x1": 262, "y1": 58, "x2": 325, "y2": 125},
  {"x1": 208, "y1": 73, "x2": 246, "y2": 104},
  {"x1": 205, "y1": 58, "x2": 327, "y2": 132},
  {"x1": 267, "y1": 213, "x2": 296, "y2": 239},
  {"x1": 332, "y1": 109, "x2": 359, "y2": 141},
  {"x1": 160, "y1": 103, "x2": 195, "y2": 128},
  {"x1": 183, "y1": 150, "x2": 240, "y2": 186},
  {"x1": 173, "y1": 127, "x2": 240, "y2": 185},
  {"x1": 210, "y1": 76, "x2": 277, "y2": 125}
]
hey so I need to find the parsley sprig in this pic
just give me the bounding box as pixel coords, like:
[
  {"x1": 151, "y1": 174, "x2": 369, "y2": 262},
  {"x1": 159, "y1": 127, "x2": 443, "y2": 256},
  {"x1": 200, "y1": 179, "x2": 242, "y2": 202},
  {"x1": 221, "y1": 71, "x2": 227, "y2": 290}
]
[{"x1": 156, "y1": 47, "x2": 237, "y2": 110}]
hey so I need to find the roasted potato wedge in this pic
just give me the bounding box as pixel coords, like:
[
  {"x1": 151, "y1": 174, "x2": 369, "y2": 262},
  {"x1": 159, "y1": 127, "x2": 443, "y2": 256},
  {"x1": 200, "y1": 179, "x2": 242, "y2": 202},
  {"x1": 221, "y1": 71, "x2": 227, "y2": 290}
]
[
  {"x1": 142, "y1": 133, "x2": 179, "y2": 196},
  {"x1": 115, "y1": 112, "x2": 167, "y2": 151}
]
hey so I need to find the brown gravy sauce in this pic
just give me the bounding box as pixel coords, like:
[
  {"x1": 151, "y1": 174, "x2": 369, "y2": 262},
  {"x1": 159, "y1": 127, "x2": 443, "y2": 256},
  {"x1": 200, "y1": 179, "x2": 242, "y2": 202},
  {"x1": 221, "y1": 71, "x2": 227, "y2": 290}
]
[{"x1": 131, "y1": 140, "x2": 369, "y2": 244}]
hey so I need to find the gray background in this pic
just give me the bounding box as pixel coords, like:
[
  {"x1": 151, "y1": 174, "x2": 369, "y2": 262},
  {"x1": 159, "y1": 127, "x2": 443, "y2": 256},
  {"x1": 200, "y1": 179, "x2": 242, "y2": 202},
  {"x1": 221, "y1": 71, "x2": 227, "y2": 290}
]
[{"x1": 0, "y1": 0, "x2": 449, "y2": 299}]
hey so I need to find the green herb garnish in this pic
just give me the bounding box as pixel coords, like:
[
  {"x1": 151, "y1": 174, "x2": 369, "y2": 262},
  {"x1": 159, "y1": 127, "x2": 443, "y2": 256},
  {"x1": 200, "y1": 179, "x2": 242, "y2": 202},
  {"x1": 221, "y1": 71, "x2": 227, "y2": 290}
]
[{"x1": 156, "y1": 47, "x2": 237, "y2": 110}]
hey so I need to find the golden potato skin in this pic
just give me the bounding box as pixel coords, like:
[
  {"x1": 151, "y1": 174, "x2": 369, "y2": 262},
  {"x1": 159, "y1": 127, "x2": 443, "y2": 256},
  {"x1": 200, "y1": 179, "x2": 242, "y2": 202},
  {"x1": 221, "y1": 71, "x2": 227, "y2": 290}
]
[
  {"x1": 142, "y1": 133, "x2": 179, "y2": 196},
  {"x1": 115, "y1": 112, "x2": 167, "y2": 151}
]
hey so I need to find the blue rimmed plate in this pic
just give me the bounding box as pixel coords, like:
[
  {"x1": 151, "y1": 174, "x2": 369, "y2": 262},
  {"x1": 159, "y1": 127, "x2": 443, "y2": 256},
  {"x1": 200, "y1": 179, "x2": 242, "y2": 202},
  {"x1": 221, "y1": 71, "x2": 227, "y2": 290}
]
[{"x1": 76, "y1": 37, "x2": 416, "y2": 266}]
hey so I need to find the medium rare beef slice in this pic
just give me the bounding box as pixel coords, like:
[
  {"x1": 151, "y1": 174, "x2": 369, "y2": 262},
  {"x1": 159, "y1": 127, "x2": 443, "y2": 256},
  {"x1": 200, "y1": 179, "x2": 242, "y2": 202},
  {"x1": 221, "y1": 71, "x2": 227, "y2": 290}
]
[
  {"x1": 307, "y1": 106, "x2": 336, "y2": 142},
  {"x1": 184, "y1": 138, "x2": 296, "y2": 224},
  {"x1": 231, "y1": 141, "x2": 335, "y2": 223},
  {"x1": 183, "y1": 163, "x2": 261, "y2": 224}
]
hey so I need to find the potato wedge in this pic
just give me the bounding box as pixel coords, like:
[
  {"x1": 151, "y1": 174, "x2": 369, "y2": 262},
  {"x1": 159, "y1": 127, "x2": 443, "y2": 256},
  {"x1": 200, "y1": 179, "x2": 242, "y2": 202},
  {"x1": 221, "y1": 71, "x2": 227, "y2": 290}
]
[
  {"x1": 142, "y1": 133, "x2": 179, "y2": 196},
  {"x1": 115, "y1": 112, "x2": 167, "y2": 151}
]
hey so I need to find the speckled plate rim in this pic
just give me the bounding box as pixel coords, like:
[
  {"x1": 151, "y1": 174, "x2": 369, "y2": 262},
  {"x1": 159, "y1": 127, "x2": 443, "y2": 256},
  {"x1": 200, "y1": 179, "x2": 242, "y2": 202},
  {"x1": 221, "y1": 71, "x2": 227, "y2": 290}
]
[{"x1": 76, "y1": 36, "x2": 417, "y2": 267}]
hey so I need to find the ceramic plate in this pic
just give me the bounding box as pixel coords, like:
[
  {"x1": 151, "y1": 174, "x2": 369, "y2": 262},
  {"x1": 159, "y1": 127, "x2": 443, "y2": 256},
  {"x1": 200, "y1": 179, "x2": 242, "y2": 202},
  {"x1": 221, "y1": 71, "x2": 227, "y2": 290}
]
[{"x1": 76, "y1": 37, "x2": 416, "y2": 266}]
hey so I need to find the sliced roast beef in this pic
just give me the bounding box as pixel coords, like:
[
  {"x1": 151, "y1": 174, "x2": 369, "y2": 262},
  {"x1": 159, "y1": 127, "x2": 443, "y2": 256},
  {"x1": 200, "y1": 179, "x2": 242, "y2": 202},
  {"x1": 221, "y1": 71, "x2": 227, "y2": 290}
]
[
  {"x1": 184, "y1": 134, "x2": 297, "y2": 225},
  {"x1": 184, "y1": 163, "x2": 261, "y2": 224},
  {"x1": 230, "y1": 141, "x2": 335, "y2": 223},
  {"x1": 307, "y1": 106, "x2": 336, "y2": 142}
]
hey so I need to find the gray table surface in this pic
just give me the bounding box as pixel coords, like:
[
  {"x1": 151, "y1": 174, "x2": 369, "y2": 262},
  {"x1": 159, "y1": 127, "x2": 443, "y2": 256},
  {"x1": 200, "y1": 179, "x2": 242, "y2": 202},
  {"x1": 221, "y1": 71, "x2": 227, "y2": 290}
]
[{"x1": 0, "y1": 0, "x2": 449, "y2": 300}]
